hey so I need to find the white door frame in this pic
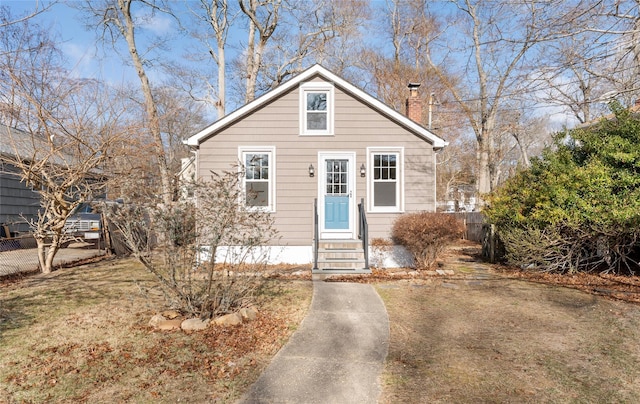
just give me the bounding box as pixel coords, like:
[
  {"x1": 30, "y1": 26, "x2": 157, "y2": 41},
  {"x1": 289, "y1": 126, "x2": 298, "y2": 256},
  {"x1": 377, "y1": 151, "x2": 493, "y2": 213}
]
[{"x1": 318, "y1": 151, "x2": 356, "y2": 239}]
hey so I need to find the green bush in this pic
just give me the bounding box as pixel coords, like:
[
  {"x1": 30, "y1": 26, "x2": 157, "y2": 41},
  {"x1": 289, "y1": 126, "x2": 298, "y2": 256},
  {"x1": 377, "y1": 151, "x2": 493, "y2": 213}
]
[
  {"x1": 392, "y1": 212, "x2": 464, "y2": 270},
  {"x1": 485, "y1": 103, "x2": 640, "y2": 274}
]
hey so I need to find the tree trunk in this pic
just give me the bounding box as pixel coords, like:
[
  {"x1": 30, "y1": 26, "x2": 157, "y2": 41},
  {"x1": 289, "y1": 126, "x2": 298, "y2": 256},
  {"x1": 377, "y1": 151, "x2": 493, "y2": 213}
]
[
  {"x1": 35, "y1": 232, "x2": 61, "y2": 274},
  {"x1": 36, "y1": 237, "x2": 49, "y2": 274},
  {"x1": 476, "y1": 137, "x2": 491, "y2": 196},
  {"x1": 118, "y1": 0, "x2": 173, "y2": 207},
  {"x1": 44, "y1": 233, "x2": 62, "y2": 273},
  {"x1": 217, "y1": 40, "x2": 225, "y2": 117},
  {"x1": 244, "y1": 0, "x2": 257, "y2": 103}
]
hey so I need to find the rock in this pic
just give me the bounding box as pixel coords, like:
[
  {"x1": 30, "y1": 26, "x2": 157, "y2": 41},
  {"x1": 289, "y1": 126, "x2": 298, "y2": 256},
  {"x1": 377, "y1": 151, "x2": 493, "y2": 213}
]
[
  {"x1": 161, "y1": 310, "x2": 181, "y2": 319},
  {"x1": 239, "y1": 307, "x2": 258, "y2": 321},
  {"x1": 436, "y1": 269, "x2": 446, "y2": 275},
  {"x1": 157, "y1": 319, "x2": 183, "y2": 331},
  {"x1": 214, "y1": 312, "x2": 243, "y2": 326},
  {"x1": 148, "y1": 314, "x2": 166, "y2": 328},
  {"x1": 444, "y1": 270, "x2": 455, "y2": 275},
  {"x1": 408, "y1": 271, "x2": 419, "y2": 276},
  {"x1": 181, "y1": 318, "x2": 210, "y2": 331}
]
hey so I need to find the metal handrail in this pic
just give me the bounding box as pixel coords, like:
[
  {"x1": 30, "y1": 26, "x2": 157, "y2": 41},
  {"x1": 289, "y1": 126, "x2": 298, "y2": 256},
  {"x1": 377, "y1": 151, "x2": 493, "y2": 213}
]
[
  {"x1": 313, "y1": 198, "x2": 319, "y2": 270},
  {"x1": 358, "y1": 198, "x2": 369, "y2": 270}
]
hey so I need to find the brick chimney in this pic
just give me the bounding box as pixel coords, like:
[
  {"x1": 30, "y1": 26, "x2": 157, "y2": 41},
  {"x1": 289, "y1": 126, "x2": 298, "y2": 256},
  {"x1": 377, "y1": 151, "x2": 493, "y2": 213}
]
[{"x1": 405, "y1": 83, "x2": 422, "y2": 123}]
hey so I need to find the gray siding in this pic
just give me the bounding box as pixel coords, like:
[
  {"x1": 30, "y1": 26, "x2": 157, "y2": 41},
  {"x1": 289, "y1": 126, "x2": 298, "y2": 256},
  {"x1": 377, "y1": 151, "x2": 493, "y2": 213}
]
[
  {"x1": 198, "y1": 78, "x2": 437, "y2": 246},
  {"x1": 0, "y1": 162, "x2": 40, "y2": 233}
]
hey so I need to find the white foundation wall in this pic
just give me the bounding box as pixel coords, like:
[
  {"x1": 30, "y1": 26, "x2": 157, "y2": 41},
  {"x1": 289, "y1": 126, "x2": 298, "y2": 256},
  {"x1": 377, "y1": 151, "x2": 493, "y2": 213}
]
[{"x1": 198, "y1": 244, "x2": 414, "y2": 268}]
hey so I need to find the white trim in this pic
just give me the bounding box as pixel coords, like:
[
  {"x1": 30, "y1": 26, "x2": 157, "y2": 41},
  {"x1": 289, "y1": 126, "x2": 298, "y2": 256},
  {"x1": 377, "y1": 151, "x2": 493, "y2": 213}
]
[
  {"x1": 367, "y1": 147, "x2": 404, "y2": 213},
  {"x1": 299, "y1": 82, "x2": 334, "y2": 136},
  {"x1": 318, "y1": 151, "x2": 356, "y2": 239},
  {"x1": 238, "y1": 146, "x2": 276, "y2": 212},
  {"x1": 186, "y1": 64, "x2": 447, "y2": 149}
]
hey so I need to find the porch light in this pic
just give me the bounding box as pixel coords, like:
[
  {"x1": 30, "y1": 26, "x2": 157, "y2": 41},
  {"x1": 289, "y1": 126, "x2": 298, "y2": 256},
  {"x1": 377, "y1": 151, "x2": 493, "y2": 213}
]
[
  {"x1": 360, "y1": 163, "x2": 366, "y2": 177},
  {"x1": 308, "y1": 164, "x2": 315, "y2": 177}
]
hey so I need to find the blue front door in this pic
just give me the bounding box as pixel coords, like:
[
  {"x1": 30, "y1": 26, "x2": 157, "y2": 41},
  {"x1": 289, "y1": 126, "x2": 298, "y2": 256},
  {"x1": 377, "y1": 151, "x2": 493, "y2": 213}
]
[{"x1": 324, "y1": 159, "x2": 350, "y2": 230}]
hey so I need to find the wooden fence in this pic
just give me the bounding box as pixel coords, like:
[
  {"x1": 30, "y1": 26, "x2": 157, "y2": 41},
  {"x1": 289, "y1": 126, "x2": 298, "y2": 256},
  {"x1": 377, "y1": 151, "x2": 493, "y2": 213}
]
[
  {"x1": 449, "y1": 212, "x2": 502, "y2": 263},
  {"x1": 450, "y1": 212, "x2": 485, "y2": 242}
]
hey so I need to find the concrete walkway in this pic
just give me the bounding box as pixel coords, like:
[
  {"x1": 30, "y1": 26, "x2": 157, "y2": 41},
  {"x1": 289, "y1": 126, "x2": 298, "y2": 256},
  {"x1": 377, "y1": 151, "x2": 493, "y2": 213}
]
[{"x1": 239, "y1": 281, "x2": 390, "y2": 404}]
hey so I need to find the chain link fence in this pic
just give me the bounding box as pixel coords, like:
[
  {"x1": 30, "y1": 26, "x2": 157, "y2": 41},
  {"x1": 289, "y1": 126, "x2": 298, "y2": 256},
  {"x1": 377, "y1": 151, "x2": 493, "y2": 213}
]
[{"x1": 0, "y1": 232, "x2": 107, "y2": 277}]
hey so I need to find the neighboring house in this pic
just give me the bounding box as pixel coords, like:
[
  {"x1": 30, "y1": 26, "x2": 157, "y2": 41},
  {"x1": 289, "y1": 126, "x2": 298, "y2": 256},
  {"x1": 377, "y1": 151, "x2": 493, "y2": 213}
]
[
  {"x1": 186, "y1": 64, "x2": 447, "y2": 273},
  {"x1": 0, "y1": 125, "x2": 42, "y2": 234}
]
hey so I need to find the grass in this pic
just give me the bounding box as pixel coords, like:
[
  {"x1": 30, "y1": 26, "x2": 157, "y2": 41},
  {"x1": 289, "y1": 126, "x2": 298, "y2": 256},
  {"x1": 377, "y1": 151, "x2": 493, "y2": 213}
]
[
  {"x1": 0, "y1": 257, "x2": 312, "y2": 403},
  {"x1": 377, "y1": 277, "x2": 640, "y2": 403}
]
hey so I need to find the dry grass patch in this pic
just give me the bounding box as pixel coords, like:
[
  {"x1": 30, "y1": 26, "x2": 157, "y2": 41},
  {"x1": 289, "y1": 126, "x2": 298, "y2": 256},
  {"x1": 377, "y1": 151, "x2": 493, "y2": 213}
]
[
  {"x1": 377, "y1": 276, "x2": 640, "y2": 403},
  {"x1": 0, "y1": 258, "x2": 312, "y2": 403}
]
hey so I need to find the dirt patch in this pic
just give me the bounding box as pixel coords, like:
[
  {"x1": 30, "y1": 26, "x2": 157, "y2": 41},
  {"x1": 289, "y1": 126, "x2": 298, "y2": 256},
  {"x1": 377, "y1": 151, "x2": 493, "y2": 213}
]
[{"x1": 377, "y1": 243, "x2": 640, "y2": 403}]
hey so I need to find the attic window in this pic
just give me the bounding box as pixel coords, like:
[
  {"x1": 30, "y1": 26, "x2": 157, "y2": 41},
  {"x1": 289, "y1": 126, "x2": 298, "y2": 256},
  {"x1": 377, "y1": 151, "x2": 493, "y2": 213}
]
[{"x1": 300, "y1": 82, "x2": 334, "y2": 136}]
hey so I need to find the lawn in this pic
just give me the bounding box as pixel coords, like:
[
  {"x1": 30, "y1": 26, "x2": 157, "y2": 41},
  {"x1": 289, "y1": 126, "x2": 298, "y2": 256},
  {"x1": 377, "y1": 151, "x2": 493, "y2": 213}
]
[
  {"x1": 0, "y1": 257, "x2": 312, "y2": 403},
  {"x1": 3, "y1": 244, "x2": 640, "y2": 403},
  {"x1": 377, "y1": 245, "x2": 640, "y2": 403}
]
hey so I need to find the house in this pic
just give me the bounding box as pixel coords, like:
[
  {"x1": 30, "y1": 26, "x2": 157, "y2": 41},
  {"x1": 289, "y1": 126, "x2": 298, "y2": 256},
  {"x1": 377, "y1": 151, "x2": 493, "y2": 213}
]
[
  {"x1": 0, "y1": 124, "x2": 106, "y2": 237},
  {"x1": 0, "y1": 125, "x2": 43, "y2": 234},
  {"x1": 186, "y1": 64, "x2": 447, "y2": 273}
]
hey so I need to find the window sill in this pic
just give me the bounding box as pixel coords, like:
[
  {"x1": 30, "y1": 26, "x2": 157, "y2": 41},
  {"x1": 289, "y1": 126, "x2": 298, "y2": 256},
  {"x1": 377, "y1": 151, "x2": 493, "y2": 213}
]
[
  {"x1": 368, "y1": 208, "x2": 404, "y2": 214},
  {"x1": 299, "y1": 132, "x2": 334, "y2": 137}
]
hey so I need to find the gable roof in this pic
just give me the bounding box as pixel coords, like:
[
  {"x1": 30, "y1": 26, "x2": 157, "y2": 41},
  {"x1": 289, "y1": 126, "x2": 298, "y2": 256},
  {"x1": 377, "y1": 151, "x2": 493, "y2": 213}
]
[{"x1": 186, "y1": 64, "x2": 447, "y2": 149}]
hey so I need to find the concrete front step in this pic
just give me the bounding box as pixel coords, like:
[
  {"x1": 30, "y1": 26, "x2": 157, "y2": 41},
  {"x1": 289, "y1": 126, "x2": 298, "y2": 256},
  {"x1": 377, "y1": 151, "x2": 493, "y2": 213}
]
[
  {"x1": 318, "y1": 240, "x2": 362, "y2": 249},
  {"x1": 314, "y1": 239, "x2": 370, "y2": 273}
]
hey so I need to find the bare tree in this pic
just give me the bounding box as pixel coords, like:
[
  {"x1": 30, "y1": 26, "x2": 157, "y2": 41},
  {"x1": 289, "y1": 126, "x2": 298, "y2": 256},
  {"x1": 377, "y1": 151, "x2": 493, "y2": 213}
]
[
  {"x1": 239, "y1": 0, "x2": 281, "y2": 102},
  {"x1": 81, "y1": 0, "x2": 176, "y2": 206},
  {"x1": 591, "y1": 0, "x2": 640, "y2": 104},
  {"x1": 534, "y1": 33, "x2": 610, "y2": 124},
  {"x1": 365, "y1": 0, "x2": 471, "y2": 209},
  {"x1": 183, "y1": 0, "x2": 231, "y2": 118},
  {"x1": 257, "y1": 0, "x2": 371, "y2": 89},
  {"x1": 423, "y1": 0, "x2": 590, "y2": 196},
  {"x1": 532, "y1": 1, "x2": 640, "y2": 124},
  {"x1": 0, "y1": 2, "x2": 54, "y2": 35},
  {"x1": 1, "y1": 38, "x2": 123, "y2": 273}
]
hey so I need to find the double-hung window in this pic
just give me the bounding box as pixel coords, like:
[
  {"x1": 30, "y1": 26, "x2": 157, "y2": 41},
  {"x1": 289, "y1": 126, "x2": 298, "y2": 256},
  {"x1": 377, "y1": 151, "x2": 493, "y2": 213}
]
[
  {"x1": 368, "y1": 147, "x2": 403, "y2": 212},
  {"x1": 239, "y1": 147, "x2": 275, "y2": 211},
  {"x1": 300, "y1": 82, "x2": 334, "y2": 135}
]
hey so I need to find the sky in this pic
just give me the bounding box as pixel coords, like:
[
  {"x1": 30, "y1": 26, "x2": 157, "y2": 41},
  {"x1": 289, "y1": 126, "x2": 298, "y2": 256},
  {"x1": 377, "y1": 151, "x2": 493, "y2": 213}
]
[
  {"x1": 1, "y1": 0, "x2": 583, "y2": 130},
  {"x1": 2, "y1": 0, "x2": 182, "y2": 85}
]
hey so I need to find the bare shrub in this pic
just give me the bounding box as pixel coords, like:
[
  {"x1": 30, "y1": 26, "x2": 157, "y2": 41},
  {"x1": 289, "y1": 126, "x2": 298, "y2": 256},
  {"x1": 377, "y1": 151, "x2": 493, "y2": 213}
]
[
  {"x1": 107, "y1": 169, "x2": 278, "y2": 318},
  {"x1": 392, "y1": 212, "x2": 464, "y2": 270},
  {"x1": 499, "y1": 225, "x2": 640, "y2": 275}
]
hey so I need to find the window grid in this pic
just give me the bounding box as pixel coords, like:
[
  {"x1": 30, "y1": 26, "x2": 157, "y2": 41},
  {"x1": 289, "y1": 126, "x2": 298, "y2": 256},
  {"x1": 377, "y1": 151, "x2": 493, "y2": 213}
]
[
  {"x1": 306, "y1": 92, "x2": 328, "y2": 131},
  {"x1": 371, "y1": 151, "x2": 400, "y2": 210},
  {"x1": 326, "y1": 159, "x2": 348, "y2": 195},
  {"x1": 242, "y1": 151, "x2": 273, "y2": 210},
  {"x1": 373, "y1": 154, "x2": 397, "y2": 181}
]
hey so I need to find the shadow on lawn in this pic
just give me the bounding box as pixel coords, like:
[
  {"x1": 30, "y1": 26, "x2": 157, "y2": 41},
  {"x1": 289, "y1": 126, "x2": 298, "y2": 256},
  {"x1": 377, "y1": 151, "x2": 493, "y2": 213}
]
[{"x1": 0, "y1": 258, "x2": 159, "y2": 341}]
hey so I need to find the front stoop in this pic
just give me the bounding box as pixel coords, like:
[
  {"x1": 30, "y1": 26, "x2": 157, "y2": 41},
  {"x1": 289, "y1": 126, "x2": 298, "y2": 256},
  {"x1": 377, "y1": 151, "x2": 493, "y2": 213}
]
[{"x1": 312, "y1": 239, "x2": 370, "y2": 275}]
